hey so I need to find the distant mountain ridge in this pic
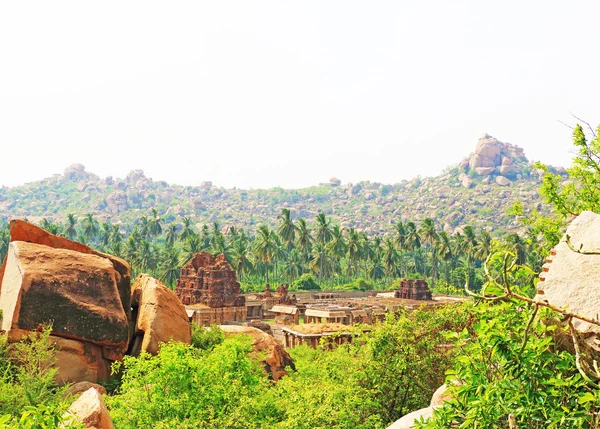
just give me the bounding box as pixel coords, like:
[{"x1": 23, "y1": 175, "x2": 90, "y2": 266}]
[{"x1": 0, "y1": 135, "x2": 567, "y2": 235}]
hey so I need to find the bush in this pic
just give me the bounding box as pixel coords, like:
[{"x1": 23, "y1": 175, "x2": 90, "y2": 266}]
[
  {"x1": 291, "y1": 274, "x2": 320, "y2": 291},
  {"x1": 107, "y1": 338, "x2": 278, "y2": 429},
  {"x1": 191, "y1": 324, "x2": 224, "y2": 351},
  {"x1": 417, "y1": 300, "x2": 599, "y2": 428},
  {"x1": 0, "y1": 326, "x2": 74, "y2": 427},
  {"x1": 338, "y1": 278, "x2": 373, "y2": 291}
]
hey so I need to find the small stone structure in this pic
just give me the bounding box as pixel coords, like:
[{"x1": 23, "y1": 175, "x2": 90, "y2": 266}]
[
  {"x1": 176, "y1": 252, "x2": 246, "y2": 326},
  {"x1": 397, "y1": 279, "x2": 432, "y2": 301}
]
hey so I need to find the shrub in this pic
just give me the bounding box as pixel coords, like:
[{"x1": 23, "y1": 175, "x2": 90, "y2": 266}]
[
  {"x1": 338, "y1": 278, "x2": 373, "y2": 291},
  {"x1": 191, "y1": 324, "x2": 224, "y2": 351},
  {"x1": 291, "y1": 274, "x2": 320, "y2": 291}
]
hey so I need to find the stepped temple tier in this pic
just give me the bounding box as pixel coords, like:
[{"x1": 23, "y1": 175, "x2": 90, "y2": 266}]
[
  {"x1": 396, "y1": 279, "x2": 432, "y2": 301},
  {"x1": 176, "y1": 252, "x2": 246, "y2": 325}
]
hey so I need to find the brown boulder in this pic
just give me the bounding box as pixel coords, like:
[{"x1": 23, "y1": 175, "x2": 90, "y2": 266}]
[
  {"x1": 0, "y1": 219, "x2": 131, "y2": 322},
  {"x1": 0, "y1": 241, "x2": 129, "y2": 355},
  {"x1": 62, "y1": 387, "x2": 114, "y2": 429},
  {"x1": 67, "y1": 381, "x2": 107, "y2": 397},
  {"x1": 130, "y1": 274, "x2": 191, "y2": 355},
  {"x1": 52, "y1": 337, "x2": 112, "y2": 385},
  {"x1": 220, "y1": 325, "x2": 295, "y2": 381}
]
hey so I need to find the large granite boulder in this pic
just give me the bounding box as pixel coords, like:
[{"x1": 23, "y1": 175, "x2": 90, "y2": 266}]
[
  {"x1": 0, "y1": 219, "x2": 134, "y2": 384},
  {"x1": 130, "y1": 274, "x2": 191, "y2": 355},
  {"x1": 62, "y1": 387, "x2": 114, "y2": 429},
  {"x1": 52, "y1": 336, "x2": 112, "y2": 385},
  {"x1": 220, "y1": 325, "x2": 295, "y2": 381},
  {"x1": 467, "y1": 135, "x2": 527, "y2": 177},
  {"x1": 1, "y1": 241, "x2": 129, "y2": 353},
  {"x1": 0, "y1": 219, "x2": 131, "y2": 323},
  {"x1": 538, "y1": 211, "x2": 600, "y2": 359}
]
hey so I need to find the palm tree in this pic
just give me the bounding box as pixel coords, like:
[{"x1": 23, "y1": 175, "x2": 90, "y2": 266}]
[
  {"x1": 159, "y1": 246, "x2": 181, "y2": 288},
  {"x1": 65, "y1": 213, "x2": 77, "y2": 240},
  {"x1": 138, "y1": 216, "x2": 150, "y2": 239},
  {"x1": 231, "y1": 239, "x2": 253, "y2": 281},
  {"x1": 435, "y1": 231, "x2": 453, "y2": 283},
  {"x1": 82, "y1": 213, "x2": 99, "y2": 243},
  {"x1": 456, "y1": 226, "x2": 478, "y2": 283},
  {"x1": 382, "y1": 238, "x2": 400, "y2": 279},
  {"x1": 283, "y1": 249, "x2": 303, "y2": 283},
  {"x1": 183, "y1": 233, "x2": 202, "y2": 263},
  {"x1": 295, "y1": 218, "x2": 313, "y2": 266},
  {"x1": 326, "y1": 225, "x2": 347, "y2": 285},
  {"x1": 165, "y1": 224, "x2": 179, "y2": 247},
  {"x1": 505, "y1": 233, "x2": 527, "y2": 265},
  {"x1": 346, "y1": 228, "x2": 362, "y2": 279},
  {"x1": 100, "y1": 222, "x2": 112, "y2": 248},
  {"x1": 254, "y1": 225, "x2": 276, "y2": 283},
  {"x1": 277, "y1": 208, "x2": 296, "y2": 250},
  {"x1": 135, "y1": 240, "x2": 157, "y2": 275},
  {"x1": 150, "y1": 209, "x2": 162, "y2": 237},
  {"x1": 474, "y1": 230, "x2": 493, "y2": 262},
  {"x1": 405, "y1": 222, "x2": 421, "y2": 275},
  {"x1": 314, "y1": 213, "x2": 333, "y2": 285},
  {"x1": 179, "y1": 217, "x2": 195, "y2": 241},
  {"x1": 419, "y1": 218, "x2": 439, "y2": 281},
  {"x1": 394, "y1": 221, "x2": 407, "y2": 277}
]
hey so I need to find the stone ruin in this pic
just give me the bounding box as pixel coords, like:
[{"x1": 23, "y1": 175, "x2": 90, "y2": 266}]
[
  {"x1": 276, "y1": 283, "x2": 296, "y2": 305},
  {"x1": 397, "y1": 279, "x2": 432, "y2": 301},
  {"x1": 175, "y1": 252, "x2": 245, "y2": 307}
]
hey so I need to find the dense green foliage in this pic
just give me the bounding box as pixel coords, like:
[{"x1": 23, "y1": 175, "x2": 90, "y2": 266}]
[
  {"x1": 0, "y1": 328, "x2": 81, "y2": 428},
  {"x1": 0, "y1": 209, "x2": 543, "y2": 295},
  {"x1": 105, "y1": 305, "x2": 469, "y2": 428}
]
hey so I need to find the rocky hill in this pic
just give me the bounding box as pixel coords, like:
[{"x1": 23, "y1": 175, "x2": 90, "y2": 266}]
[{"x1": 0, "y1": 135, "x2": 567, "y2": 235}]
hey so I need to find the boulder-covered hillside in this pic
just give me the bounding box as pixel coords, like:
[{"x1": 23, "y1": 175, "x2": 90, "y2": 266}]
[{"x1": 0, "y1": 135, "x2": 567, "y2": 235}]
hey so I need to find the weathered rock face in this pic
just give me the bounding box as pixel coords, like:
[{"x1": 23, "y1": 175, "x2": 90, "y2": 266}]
[
  {"x1": 64, "y1": 163, "x2": 87, "y2": 180},
  {"x1": 52, "y1": 336, "x2": 112, "y2": 385},
  {"x1": 538, "y1": 211, "x2": 600, "y2": 360},
  {"x1": 175, "y1": 252, "x2": 245, "y2": 307},
  {"x1": 105, "y1": 191, "x2": 128, "y2": 214},
  {"x1": 329, "y1": 177, "x2": 342, "y2": 186},
  {"x1": 62, "y1": 387, "x2": 115, "y2": 429},
  {"x1": 466, "y1": 134, "x2": 526, "y2": 177},
  {"x1": 0, "y1": 220, "x2": 134, "y2": 384},
  {"x1": 495, "y1": 176, "x2": 511, "y2": 186},
  {"x1": 1, "y1": 241, "x2": 129, "y2": 353},
  {"x1": 130, "y1": 274, "x2": 191, "y2": 355},
  {"x1": 220, "y1": 325, "x2": 295, "y2": 381},
  {"x1": 3, "y1": 219, "x2": 132, "y2": 322}
]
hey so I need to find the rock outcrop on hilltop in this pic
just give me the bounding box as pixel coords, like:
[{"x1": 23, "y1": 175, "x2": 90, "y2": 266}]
[
  {"x1": 0, "y1": 220, "x2": 190, "y2": 384},
  {"x1": 465, "y1": 134, "x2": 527, "y2": 177},
  {"x1": 219, "y1": 325, "x2": 295, "y2": 381}
]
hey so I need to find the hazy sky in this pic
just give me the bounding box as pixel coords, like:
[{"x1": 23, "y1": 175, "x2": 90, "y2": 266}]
[{"x1": 1, "y1": 1, "x2": 599, "y2": 189}]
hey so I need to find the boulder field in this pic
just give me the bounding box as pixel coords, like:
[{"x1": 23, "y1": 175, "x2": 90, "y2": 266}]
[{"x1": 0, "y1": 219, "x2": 191, "y2": 384}]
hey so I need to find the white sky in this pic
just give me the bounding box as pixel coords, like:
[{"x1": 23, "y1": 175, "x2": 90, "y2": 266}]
[{"x1": 1, "y1": 1, "x2": 599, "y2": 189}]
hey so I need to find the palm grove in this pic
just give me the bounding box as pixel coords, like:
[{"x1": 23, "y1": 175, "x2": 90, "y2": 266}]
[{"x1": 0, "y1": 206, "x2": 542, "y2": 294}]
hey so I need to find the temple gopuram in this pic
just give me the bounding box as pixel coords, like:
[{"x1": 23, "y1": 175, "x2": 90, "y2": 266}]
[
  {"x1": 175, "y1": 252, "x2": 246, "y2": 325},
  {"x1": 396, "y1": 279, "x2": 432, "y2": 301}
]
